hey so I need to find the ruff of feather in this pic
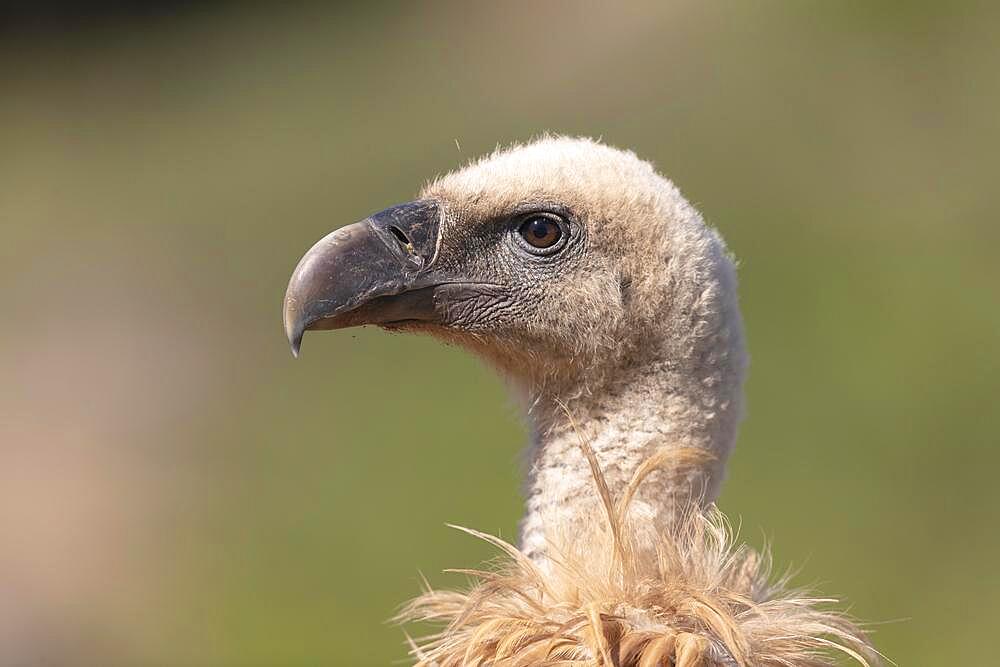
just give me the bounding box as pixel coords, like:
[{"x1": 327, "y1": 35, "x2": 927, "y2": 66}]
[{"x1": 398, "y1": 447, "x2": 879, "y2": 666}]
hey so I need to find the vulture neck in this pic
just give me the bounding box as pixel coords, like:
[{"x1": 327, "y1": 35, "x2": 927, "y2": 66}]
[{"x1": 517, "y1": 344, "x2": 743, "y2": 563}]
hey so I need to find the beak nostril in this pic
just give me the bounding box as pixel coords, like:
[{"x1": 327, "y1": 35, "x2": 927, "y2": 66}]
[{"x1": 388, "y1": 225, "x2": 411, "y2": 248}]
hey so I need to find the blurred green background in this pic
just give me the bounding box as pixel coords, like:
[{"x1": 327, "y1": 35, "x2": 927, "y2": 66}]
[{"x1": 2, "y1": 2, "x2": 998, "y2": 665}]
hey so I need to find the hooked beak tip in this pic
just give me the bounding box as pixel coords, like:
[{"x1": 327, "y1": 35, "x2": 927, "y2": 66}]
[{"x1": 284, "y1": 308, "x2": 305, "y2": 359}]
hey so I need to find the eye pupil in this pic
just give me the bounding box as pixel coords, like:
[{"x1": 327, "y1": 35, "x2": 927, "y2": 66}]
[{"x1": 519, "y1": 216, "x2": 562, "y2": 249}]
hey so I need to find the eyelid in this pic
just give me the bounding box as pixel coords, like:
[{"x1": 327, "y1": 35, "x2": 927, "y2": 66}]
[{"x1": 513, "y1": 211, "x2": 565, "y2": 227}]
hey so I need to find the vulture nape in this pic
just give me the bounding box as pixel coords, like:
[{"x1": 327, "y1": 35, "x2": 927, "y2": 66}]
[{"x1": 283, "y1": 137, "x2": 879, "y2": 666}]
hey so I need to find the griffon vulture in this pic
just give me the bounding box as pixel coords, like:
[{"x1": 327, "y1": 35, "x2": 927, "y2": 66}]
[{"x1": 283, "y1": 137, "x2": 878, "y2": 666}]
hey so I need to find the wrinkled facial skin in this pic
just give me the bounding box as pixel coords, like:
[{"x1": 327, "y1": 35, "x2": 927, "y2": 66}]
[
  {"x1": 415, "y1": 194, "x2": 642, "y2": 392},
  {"x1": 429, "y1": 202, "x2": 587, "y2": 335}
]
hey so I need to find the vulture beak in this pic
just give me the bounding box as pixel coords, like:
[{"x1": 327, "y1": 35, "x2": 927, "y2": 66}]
[{"x1": 283, "y1": 200, "x2": 446, "y2": 357}]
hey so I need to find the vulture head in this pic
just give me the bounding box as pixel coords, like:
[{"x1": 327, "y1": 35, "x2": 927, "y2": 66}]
[
  {"x1": 282, "y1": 137, "x2": 876, "y2": 667},
  {"x1": 285, "y1": 136, "x2": 742, "y2": 399}
]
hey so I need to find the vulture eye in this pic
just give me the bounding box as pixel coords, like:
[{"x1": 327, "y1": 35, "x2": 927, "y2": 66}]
[{"x1": 518, "y1": 215, "x2": 563, "y2": 251}]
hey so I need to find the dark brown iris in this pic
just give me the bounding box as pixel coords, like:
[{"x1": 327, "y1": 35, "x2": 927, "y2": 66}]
[{"x1": 519, "y1": 216, "x2": 562, "y2": 248}]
